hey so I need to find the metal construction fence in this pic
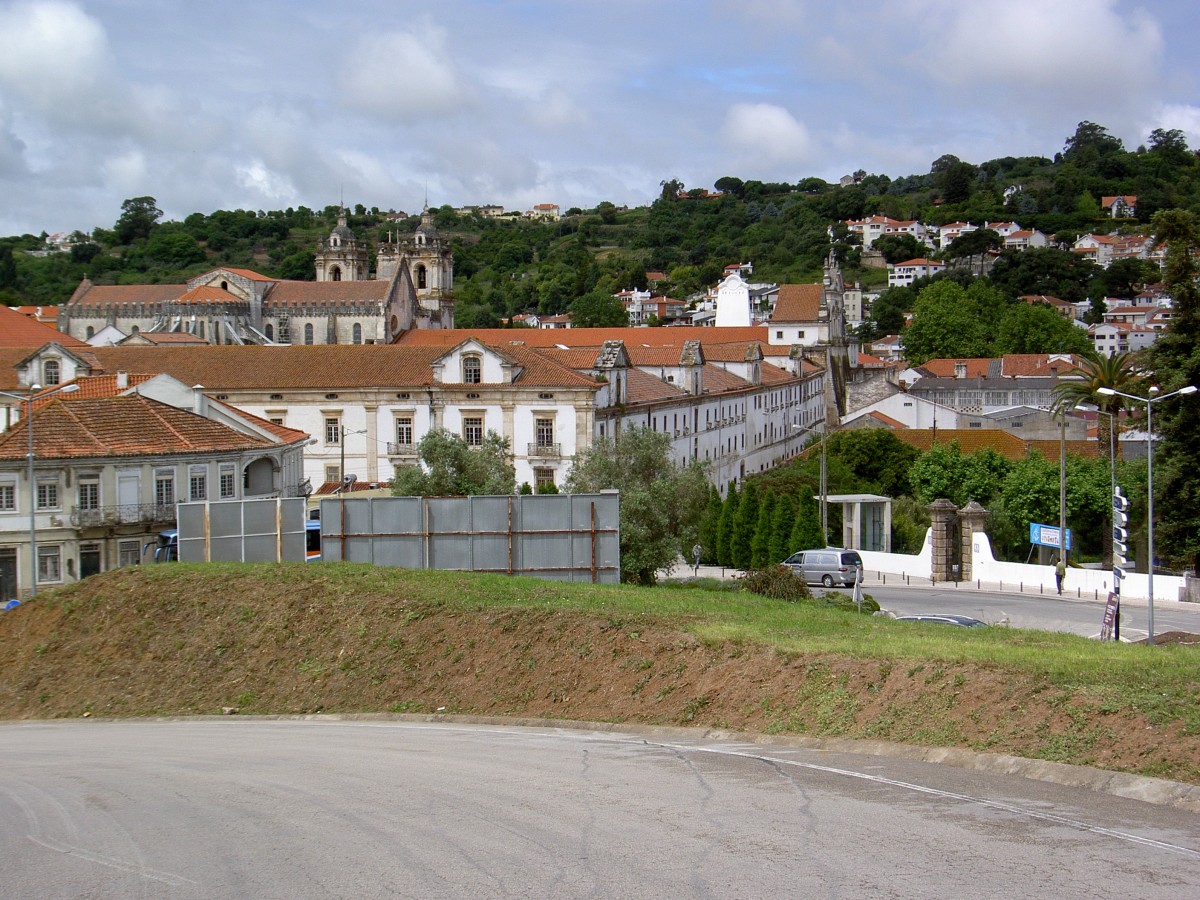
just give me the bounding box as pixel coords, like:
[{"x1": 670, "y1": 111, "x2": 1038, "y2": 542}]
[
  {"x1": 318, "y1": 493, "x2": 621, "y2": 584},
  {"x1": 177, "y1": 497, "x2": 309, "y2": 563},
  {"x1": 175, "y1": 493, "x2": 621, "y2": 583}
]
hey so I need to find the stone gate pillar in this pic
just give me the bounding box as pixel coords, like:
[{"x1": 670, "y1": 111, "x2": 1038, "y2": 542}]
[
  {"x1": 958, "y1": 501, "x2": 989, "y2": 582},
  {"x1": 928, "y1": 499, "x2": 958, "y2": 583}
]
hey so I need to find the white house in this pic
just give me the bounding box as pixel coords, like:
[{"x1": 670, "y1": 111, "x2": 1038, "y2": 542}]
[
  {"x1": 887, "y1": 258, "x2": 946, "y2": 288},
  {"x1": 0, "y1": 374, "x2": 309, "y2": 599}
]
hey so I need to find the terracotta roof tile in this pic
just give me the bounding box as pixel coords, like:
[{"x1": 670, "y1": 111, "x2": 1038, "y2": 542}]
[
  {"x1": 0, "y1": 396, "x2": 281, "y2": 460},
  {"x1": 624, "y1": 368, "x2": 687, "y2": 404},
  {"x1": 394, "y1": 326, "x2": 771, "y2": 348},
  {"x1": 770, "y1": 284, "x2": 822, "y2": 322},
  {"x1": 0, "y1": 306, "x2": 88, "y2": 348},
  {"x1": 79, "y1": 344, "x2": 598, "y2": 391}
]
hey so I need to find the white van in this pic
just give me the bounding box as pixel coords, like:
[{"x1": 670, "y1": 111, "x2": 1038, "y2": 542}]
[{"x1": 781, "y1": 548, "x2": 863, "y2": 587}]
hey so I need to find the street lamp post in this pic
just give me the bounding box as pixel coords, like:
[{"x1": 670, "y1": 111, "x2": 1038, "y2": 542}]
[
  {"x1": 1098, "y1": 383, "x2": 1198, "y2": 643},
  {"x1": 0, "y1": 383, "x2": 78, "y2": 597}
]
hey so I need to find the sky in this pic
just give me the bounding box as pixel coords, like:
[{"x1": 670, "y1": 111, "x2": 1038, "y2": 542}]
[{"x1": 1, "y1": 0, "x2": 1198, "y2": 236}]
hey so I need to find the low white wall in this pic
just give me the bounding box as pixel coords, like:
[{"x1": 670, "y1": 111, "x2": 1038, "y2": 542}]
[{"x1": 858, "y1": 529, "x2": 1185, "y2": 603}]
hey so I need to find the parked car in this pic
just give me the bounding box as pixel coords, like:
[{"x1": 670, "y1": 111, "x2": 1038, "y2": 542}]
[
  {"x1": 780, "y1": 548, "x2": 863, "y2": 587},
  {"x1": 144, "y1": 529, "x2": 179, "y2": 563},
  {"x1": 894, "y1": 614, "x2": 988, "y2": 628}
]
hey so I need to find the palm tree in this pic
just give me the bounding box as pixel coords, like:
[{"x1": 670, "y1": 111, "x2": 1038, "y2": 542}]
[{"x1": 1053, "y1": 351, "x2": 1142, "y2": 461}]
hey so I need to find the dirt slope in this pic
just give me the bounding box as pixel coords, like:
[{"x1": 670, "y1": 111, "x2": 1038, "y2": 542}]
[{"x1": 2, "y1": 566, "x2": 1198, "y2": 785}]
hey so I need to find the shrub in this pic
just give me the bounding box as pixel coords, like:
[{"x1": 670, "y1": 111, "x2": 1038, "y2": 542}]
[
  {"x1": 737, "y1": 565, "x2": 812, "y2": 602},
  {"x1": 816, "y1": 590, "x2": 881, "y2": 614}
]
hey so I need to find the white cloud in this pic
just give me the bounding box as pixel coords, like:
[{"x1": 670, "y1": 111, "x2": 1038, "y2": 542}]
[
  {"x1": 236, "y1": 161, "x2": 301, "y2": 207},
  {"x1": 337, "y1": 20, "x2": 468, "y2": 121},
  {"x1": 722, "y1": 103, "x2": 814, "y2": 168},
  {"x1": 912, "y1": 0, "x2": 1162, "y2": 95}
]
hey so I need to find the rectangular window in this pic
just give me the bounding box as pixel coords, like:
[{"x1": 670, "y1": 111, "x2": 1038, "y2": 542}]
[
  {"x1": 325, "y1": 417, "x2": 341, "y2": 444},
  {"x1": 0, "y1": 482, "x2": 14, "y2": 511},
  {"x1": 78, "y1": 477, "x2": 100, "y2": 511},
  {"x1": 219, "y1": 464, "x2": 236, "y2": 499},
  {"x1": 269, "y1": 417, "x2": 284, "y2": 426},
  {"x1": 189, "y1": 466, "x2": 207, "y2": 502},
  {"x1": 155, "y1": 469, "x2": 174, "y2": 508},
  {"x1": 463, "y1": 355, "x2": 482, "y2": 384},
  {"x1": 535, "y1": 417, "x2": 554, "y2": 448},
  {"x1": 325, "y1": 464, "x2": 341, "y2": 483},
  {"x1": 38, "y1": 545, "x2": 62, "y2": 583},
  {"x1": 534, "y1": 467, "x2": 555, "y2": 490},
  {"x1": 395, "y1": 416, "x2": 413, "y2": 445},
  {"x1": 463, "y1": 416, "x2": 483, "y2": 447},
  {"x1": 36, "y1": 480, "x2": 59, "y2": 510},
  {"x1": 119, "y1": 540, "x2": 141, "y2": 567}
]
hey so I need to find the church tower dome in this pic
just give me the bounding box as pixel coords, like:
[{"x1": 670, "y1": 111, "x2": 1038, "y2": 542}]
[{"x1": 315, "y1": 207, "x2": 369, "y2": 282}]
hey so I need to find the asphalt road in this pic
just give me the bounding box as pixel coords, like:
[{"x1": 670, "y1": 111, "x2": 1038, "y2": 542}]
[
  {"x1": 3, "y1": 719, "x2": 1199, "y2": 899},
  {"x1": 865, "y1": 583, "x2": 1200, "y2": 640}
]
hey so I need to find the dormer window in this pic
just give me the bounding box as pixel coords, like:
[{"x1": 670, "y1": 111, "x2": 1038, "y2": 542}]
[
  {"x1": 462, "y1": 354, "x2": 482, "y2": 384},
  {"x1": 43, "y1": 359, "x2": 60, "y2": 386}
]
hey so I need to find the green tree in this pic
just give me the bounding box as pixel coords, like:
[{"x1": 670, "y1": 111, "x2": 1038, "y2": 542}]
[
  {"x1": 391, "y1": 428, "x2": 516, "y2": 497},
  {"x1": 1145, "y1": 209, "x2": 1200, "y2": 571},
  {"x1": 564, "y1": 426, "x2": 709, "y2": 583},
  {"x1": 730, "y1": 481, "x2": 760, "y2": 569},
  {"x1": 994, "y1": 302, "x2": 1092, "y2": 355},
  {"x1": 750, "y1": 491, "x2": 776, "y2": 569},
  {"x1": 768, "y1": 496, "x2": 797, "y2": 563},
  {"x1": 114, "y1": 196, "x2": 163, "y2": 244},
  {"x1": 788, "y1": 491, "x2": 823, "y2": 551},
  {"x1": 570, "y1": 289, "x2": 629, "y2": 327},
  {"x1": 716, "y1": 486, "x2": 741, "y2": 567},
  {"x1": 0, "y1": 244, "x2": 16, "y2": 290},
  {"x1": 901, "y1": 281, "x2": 990, "y2": 364},
  {"x1": 697, "y1": 486, "x2": 723, "y2": 564}
]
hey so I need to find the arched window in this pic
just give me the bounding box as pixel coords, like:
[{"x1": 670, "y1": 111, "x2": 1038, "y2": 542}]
[
  {"x1": 462, "y1": 354, "x2": 482, "y2": 384},
  {"x1": 331, "y1": 266, "x2": 342, "y2": 282},
  {"x1": 416, "y1": 264, "x2": 427, "y2": 290},
  {"x1": 85, "y1": 326, "x2": 95, "y2": 339},
  {"x1": 304, "y1": 323, "x2": 314, "y2": 345},
  {"x1": 43, "y1": 359, "x2": 60, "y2": 385},
  {"x1": 352, "y1": 323, "x2": 362, "y2": 344},
  {"x1": 265, "y1": 323, "x2": 274, "y2": 341},
  {"x1": 198, "y1": 321, "x2": 205, "y2": 339},
  {"x1": 131, "y1": 325, "x2": 140, "y2": 334}
]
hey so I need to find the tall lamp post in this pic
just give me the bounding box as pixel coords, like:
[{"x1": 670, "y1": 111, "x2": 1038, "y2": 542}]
[
  {"x1": 0, "y1": 383, "x2": 78, "y2": 597},
  {"x1": 1097, "y1": 383, "x2": 1197, "y2": 643}
]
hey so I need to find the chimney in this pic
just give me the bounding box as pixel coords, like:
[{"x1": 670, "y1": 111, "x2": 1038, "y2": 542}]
[{"x1": 116, "y1": 371, "x2": 128, "y2": 390}]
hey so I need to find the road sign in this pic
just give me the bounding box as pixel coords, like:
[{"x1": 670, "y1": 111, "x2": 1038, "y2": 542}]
[
  {"x1": 1101, "y1": 592, "x2": 1120, "y2": 641},
  {"x1": 1113, "y1": 565, "x2": 1125, "y2": 582},
  {"x1": 1113, "y1": 488, "x2": 1128, "y2": 512},
  {"x1": 1029, "y1": 522, "x2": 1072, "y2": 550}
]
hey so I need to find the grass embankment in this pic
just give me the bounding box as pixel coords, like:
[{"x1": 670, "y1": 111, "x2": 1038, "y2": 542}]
[{"x1": 2, "y1": 563, "x2": 1198, "y2": 784}]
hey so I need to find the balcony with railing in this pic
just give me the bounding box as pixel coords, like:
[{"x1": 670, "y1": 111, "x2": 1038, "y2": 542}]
[
  {"x1": 74, "y1": 504, "x2": 176, "y2": 528},
  {"x1": 527, "y1": 442, "x2": 562, "y2": 458},
  {"x1": 387, "y1": 441, "x2": 417, "y2": 457}
]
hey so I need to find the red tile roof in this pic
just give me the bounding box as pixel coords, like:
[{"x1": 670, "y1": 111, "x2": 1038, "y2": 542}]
[
  {"x1": 0, "y1": 305, "x2": 87, "y2": 348},
  {"x1": 77, "y1": 345, "x2": 599, "y2": 391},
  {"x1": 770, "y1": 284, "x2": 822, "y2": 322},
  {"x1": 394, "y1": 326, "x2": 771, "y2": 348},
  {"x1": 0, "y1": 396, "x2": 282, "y2": 459}
]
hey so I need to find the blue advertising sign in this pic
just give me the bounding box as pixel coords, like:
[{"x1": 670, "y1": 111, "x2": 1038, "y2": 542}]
[{"x1": 1029, "y1": 522, "x2": 1072, "y2": 551}]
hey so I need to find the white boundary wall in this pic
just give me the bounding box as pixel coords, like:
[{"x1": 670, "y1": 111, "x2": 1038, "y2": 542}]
[{"x1": 858, "y1": 529, "x2": 1185, "y2": 603}]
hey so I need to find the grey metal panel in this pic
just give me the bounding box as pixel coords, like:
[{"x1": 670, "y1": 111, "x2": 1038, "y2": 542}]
[
  {"x1": 176, "y1": 503, "x2": 207, "y2": 562},
  {"x1": 180, "y1": 494, "x2": 620, "y2": 583},
  {"x1": 176, "y1": 498, "x2": 308, "y2": 563}
]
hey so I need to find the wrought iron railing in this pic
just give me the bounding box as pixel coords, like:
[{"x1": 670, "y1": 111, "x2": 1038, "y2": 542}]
[
  {"x1": 74, "y1": 504, "x2": 176, "y2": 528},
  {"x1": 527, "y1": 442, "x2": 562, "y2": 458}
]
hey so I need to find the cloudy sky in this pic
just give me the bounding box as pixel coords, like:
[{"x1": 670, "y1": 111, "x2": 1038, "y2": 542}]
[{"x1": 1, "y1": 0, "x2": 1198, "y2": 236}]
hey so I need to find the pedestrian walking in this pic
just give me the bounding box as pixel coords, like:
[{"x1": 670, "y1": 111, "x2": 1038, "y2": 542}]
[{"x1": 1054, "y1": 556, "x2": 1066, "y2": 595}]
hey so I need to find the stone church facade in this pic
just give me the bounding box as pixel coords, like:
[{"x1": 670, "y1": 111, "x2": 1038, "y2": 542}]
[{"x1": 57, "y1": 206, "x2": 455, "y2": 346}]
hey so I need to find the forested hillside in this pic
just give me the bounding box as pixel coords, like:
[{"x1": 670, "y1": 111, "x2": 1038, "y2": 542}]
[{"x1": 3, "y1": 121, "x2": 1197, "y2": 336}]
